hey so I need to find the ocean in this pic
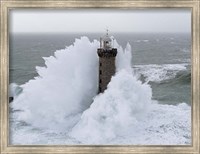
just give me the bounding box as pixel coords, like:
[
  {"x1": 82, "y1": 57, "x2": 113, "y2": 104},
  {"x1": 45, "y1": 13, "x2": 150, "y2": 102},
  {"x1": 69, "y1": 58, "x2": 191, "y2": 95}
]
[{"x1": 9, "y1": 33, "x2": 191, "y2": 145}]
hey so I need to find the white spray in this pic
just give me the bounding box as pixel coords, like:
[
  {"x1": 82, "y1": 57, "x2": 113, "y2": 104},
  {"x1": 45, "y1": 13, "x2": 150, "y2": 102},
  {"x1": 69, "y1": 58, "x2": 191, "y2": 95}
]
[{"x1": 10, "y1": 37, "x2": 190, "y2": 145}]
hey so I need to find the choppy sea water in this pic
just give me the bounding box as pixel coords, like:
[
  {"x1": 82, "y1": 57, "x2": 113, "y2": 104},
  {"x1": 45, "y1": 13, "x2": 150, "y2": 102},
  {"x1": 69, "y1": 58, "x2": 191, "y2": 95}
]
[{"x1": 9, "y1": 33, "x2": 191, "y2": 145}]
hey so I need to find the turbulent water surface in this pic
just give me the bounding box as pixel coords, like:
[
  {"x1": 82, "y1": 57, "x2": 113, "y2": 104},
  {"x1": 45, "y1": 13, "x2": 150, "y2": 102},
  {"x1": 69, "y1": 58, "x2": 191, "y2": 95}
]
[{"x1": 9, "y1": 33, "x2": 191, "y2": 145}]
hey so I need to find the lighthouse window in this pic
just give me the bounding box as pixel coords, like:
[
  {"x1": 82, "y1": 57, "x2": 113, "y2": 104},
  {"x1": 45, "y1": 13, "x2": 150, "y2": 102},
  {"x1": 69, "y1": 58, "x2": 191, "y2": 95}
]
[
  {"x1": 100, "y1": 62, "x2": 102, "y2": 66},
  {"x1": 99, "y1": 79, "x2": 102, "y2": 83},
  {"x1": 100, "y1": 70, "x2": 102, "y2": 74}
]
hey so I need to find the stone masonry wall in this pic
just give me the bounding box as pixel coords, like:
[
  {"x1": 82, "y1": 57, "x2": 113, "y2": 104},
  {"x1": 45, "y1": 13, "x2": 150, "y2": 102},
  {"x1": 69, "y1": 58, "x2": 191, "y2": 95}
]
[{"x1": 99, "y1": 57, "x2": 116, "y2": 93}]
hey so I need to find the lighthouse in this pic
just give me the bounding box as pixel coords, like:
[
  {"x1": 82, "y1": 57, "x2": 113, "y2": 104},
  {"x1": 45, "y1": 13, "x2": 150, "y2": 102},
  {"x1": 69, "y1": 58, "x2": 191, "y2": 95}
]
[{"x1": 97, "y1": 31, "x2": 117, "y2": 93}]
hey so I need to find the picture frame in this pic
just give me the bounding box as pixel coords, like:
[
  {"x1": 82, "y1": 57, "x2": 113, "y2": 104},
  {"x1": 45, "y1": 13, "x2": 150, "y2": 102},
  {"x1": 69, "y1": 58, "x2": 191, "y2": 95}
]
[{"x1": 1, "y1": 0, "x2": 199, "y2": 153}]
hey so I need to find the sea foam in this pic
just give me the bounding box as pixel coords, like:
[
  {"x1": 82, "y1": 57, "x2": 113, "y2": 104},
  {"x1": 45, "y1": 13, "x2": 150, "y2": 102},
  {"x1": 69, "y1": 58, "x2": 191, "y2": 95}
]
[
  {"x1": 70, "y1": 69, "x2": 152, "y2": 144},
  {"x1": 134, "y1": 64, "x2": 188, "y2": 83}
]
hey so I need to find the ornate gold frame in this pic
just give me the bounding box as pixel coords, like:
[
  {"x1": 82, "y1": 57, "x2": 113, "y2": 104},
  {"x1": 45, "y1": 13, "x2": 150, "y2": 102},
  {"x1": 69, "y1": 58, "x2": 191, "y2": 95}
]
[{"x1": 1, "y1": 0, "x2": 199, "y2": 153}]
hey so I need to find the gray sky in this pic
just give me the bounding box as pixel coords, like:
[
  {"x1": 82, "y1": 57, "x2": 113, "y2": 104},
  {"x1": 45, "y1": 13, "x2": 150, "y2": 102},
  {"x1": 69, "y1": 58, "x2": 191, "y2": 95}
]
[{"x1": 10, "y1": 9, "x2": 191, "y2": 33}]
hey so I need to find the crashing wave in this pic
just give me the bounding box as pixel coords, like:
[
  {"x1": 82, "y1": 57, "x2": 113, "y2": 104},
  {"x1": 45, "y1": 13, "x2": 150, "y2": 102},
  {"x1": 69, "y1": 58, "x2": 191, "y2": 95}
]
[{"x1": 10, "y1": 37, "x2": 191, "y2": 145}]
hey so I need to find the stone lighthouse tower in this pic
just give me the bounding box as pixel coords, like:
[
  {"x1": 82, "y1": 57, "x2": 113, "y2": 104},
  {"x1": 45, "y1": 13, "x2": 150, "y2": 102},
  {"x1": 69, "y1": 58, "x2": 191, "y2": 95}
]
[{"x1": 97, "y1": 31, "x2": 117, "y2": 93}]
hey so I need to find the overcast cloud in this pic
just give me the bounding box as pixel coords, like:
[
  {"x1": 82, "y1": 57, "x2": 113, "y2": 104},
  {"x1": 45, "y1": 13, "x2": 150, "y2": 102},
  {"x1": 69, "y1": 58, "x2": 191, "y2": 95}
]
[{"x1": 10, "y1": 9, "x2": 191, "y2": 33}]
